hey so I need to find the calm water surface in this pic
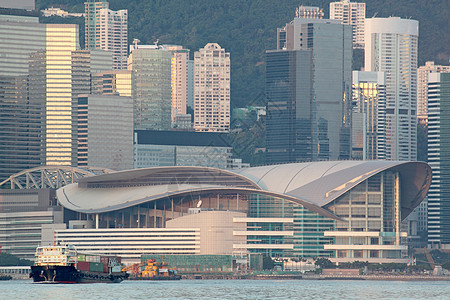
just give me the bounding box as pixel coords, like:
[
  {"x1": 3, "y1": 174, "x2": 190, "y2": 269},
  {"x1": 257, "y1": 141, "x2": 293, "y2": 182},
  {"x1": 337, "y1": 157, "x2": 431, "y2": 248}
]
[{"x1": 0, "y1": 279, "x2": 449, "y2": 299}]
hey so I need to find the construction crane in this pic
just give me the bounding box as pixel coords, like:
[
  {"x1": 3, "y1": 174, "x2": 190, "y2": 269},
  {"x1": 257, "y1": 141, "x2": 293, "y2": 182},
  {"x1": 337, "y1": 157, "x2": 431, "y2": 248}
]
[{"x1": 121, "y1": 261, "x2": 146, "y2": 277}]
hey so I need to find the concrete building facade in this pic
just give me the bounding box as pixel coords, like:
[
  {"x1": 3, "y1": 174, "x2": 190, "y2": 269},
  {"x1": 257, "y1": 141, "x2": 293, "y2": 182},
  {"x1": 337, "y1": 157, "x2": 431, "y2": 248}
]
[
  {"x1": 84, "y1": 0, "x2": 127, "y2": 70},
  {"x1": 330, "y1": 0, "x2": 366, "y2": 49},
  {"x1": 194, "y1": 43, "x2": 230, "y2": 132},
  {"x1": 77, "y1": 94, "x2": 133, "y2": 171},
  {"x1": 417, "y1": 61, "x2": 450, "y2": 124}
]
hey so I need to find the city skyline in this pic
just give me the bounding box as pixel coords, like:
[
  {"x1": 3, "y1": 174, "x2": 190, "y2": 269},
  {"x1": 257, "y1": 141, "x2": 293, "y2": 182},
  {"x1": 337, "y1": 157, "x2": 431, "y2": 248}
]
[{"x1": 1, "y1": 0, "x2": 449, "y2": 259}]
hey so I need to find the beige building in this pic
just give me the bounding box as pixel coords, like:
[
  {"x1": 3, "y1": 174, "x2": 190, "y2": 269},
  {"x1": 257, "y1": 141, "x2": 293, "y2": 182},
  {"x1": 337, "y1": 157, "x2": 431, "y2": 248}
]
[
  {"x1": 165, "y1": 46, "x2": 189, "y2": 125},
  {"x1": 330, "y1": 0, "x2": 366, "y2": 49},
  {"x1": 44, "y1": 38, "x2": 112, "y2": 167},
  {"x1": 45, "y1": 24, "x2": 80, "y2": 166},
  {"x1": 417, "y1": 61, "x2": 450, "y2": 124},
  {"x1": 194, "y1": 43, "x2": 230, "y2": 132},
  {"x1": 85, "y1": 1, "x2": 127, "y2": 70},
  {"x1": 167, "y1": 210, "x2": 246, "y2": 255}
]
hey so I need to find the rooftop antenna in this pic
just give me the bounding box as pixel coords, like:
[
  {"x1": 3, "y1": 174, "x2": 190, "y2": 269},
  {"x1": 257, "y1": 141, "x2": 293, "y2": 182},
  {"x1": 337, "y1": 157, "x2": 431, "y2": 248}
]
[
  {"x1": 133, "y1": 38, "x2": 140, "y2": 50},
  {"x1": 372, "y1": 12, "x2": 378, "y2": 18},
  {"x1": 197, "y1": 200, "x2": 202, "y2": 208},
  {"x1": 154, "y1": 39, "x2": 160, "y2": 47}
]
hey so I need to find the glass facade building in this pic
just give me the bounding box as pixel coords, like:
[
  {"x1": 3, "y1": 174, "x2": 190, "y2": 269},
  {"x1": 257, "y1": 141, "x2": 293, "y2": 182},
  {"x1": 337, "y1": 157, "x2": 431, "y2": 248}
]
[
  {"x1": 352, "y1": 71, "x2": 386, "y2": 160},
  {"x1": 129, "y1": 48, "x2": 172, "y2": 131},
  {"x1": 273, "y1": 18, "x2": 353, "y2": 162},
  {"x1": 0, "y1": 14, "x2": 46, "y2": 182},
  {"x1": 265, "y1": 50, "x2": 314, "y2": 164}
]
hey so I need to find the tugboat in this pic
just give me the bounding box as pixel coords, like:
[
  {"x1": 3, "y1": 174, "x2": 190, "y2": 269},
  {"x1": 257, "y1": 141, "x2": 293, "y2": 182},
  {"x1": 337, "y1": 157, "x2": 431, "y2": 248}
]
[{"x1": 29, "y1": 244, "x2": 128, "y2": 283}]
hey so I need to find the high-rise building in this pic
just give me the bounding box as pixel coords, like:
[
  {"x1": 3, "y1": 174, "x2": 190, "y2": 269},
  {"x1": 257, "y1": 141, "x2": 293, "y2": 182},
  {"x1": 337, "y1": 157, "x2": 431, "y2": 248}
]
[
  {"x1": 128, "y1": 45, "x2": 172, "y2": 131},
  {"x1": 0, "y1": 12, "x2": 46, "y2": 182},
  {"x1": 365, "y1": 17, "x2": 419, "y2": 161},
  {"x1": 77, "y1": 94, "x2": 133, "y2": 170},
  {"x1": 352, "y1": 71, "x2": 386, "y2": 160},
  {"x1": 417, "y1": 61, "x2": 450, "y2": 124},
  {"x1": 330, "y1": 0, "x2": 366, "y2": 49},
  {"x1": 165, "y1": 46, "x2": 189, "y2": 125},
  {"x1": 84, "y1": 0, "x2": 127, "y2": 70},
  {"x1": 271, "y1": 17, "x2": 352, "y2": 162},
  {"x1": 44, "y1": 24, "x2": 80, "y2": 166},
  {"x1": 265, "y1": 49, "x2": 313, "y2": 164},
  {"x1": 194, "y1": 43, "x2": 230, "y2": 132},
  {"x1": 427, "y1": 72, "x2": 450, "y2": 248},
  {"x1": 84, "y1": 0, "x2": 108, "y2": 49},
  {"x1": 36, "y1": 29, "x2": 113, "y2": 167}
]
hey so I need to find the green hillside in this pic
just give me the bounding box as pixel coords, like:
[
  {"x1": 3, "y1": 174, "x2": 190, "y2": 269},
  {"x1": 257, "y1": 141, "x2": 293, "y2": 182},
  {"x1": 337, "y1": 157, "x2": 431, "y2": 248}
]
[{"x1": 37, "y1": 0, "x2": 449, "y2": 108}]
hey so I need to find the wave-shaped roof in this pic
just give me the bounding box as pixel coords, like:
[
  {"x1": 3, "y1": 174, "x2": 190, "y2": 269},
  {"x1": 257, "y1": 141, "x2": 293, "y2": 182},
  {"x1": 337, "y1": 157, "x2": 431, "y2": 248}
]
[{"x1": 57, "y1": 161, "x2": 431, "y2": 220}]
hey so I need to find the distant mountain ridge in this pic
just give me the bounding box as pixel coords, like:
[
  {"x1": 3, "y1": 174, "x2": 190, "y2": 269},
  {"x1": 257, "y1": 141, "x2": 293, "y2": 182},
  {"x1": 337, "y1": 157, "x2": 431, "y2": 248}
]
[{"x1": 37, "y1": 0, "x2": 450, "y2": 108}]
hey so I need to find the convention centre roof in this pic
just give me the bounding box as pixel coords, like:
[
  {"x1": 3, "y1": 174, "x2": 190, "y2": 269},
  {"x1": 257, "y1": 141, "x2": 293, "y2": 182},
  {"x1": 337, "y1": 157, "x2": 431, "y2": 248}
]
[{"x1": 57, "y1": 161, "x2": 431, "y2": 220}]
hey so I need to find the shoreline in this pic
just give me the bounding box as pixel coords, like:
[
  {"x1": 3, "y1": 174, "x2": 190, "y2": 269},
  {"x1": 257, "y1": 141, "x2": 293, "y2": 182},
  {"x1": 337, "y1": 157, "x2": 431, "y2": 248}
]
[{"x1": 180, "y1": 274, "x2": 450, "y2": 281}]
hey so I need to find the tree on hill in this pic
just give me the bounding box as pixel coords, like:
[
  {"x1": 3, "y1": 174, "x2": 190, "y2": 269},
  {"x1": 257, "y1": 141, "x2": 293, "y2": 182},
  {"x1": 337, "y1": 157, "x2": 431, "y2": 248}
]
[{"x1": 36, "y1": 0, "x2": 449, "y2": 109}]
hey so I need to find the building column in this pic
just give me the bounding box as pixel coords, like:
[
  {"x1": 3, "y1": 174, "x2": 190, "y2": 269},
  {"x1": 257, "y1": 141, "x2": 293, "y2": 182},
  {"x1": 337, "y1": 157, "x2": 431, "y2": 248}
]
[{"x1": 95, "y1": 214, "x2": 99, "y2": 229}]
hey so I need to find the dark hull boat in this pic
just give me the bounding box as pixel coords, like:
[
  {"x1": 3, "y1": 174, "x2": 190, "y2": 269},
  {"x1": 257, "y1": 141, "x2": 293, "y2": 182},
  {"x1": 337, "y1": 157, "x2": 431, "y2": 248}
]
[
  {"x1": 30, "y1": 245, "x2": 128, "y2": 284},
  {"x1": 30, "y1": 265, "x2": 127, "y2": 284}
]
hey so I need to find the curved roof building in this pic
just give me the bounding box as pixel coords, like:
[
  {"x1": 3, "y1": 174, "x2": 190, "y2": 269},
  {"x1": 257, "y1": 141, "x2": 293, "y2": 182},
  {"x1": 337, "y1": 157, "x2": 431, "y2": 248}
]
[
  {"x1": 59, "y1": 160, "x2": 430, "y2": 218},
  {"x1": 55, "y1": 160, "x2": 431, "y2": 263}
]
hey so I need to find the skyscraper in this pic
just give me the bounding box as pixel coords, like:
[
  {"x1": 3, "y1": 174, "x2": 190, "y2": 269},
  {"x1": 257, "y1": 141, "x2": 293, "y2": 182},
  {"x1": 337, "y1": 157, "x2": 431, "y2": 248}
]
[
  {"x1": 417, "y1": 61, "x2": 450, "y2": 124},
  {"x1": 165, "y1": 46, "x2": 189, "y2": 125},
  {"x1": 352, "y1": 71, "x2": 386, "y2": 160},
  {"x1": 427, "y1": 72, "x2": 450, "y2": 248},
  {"x1": 128, "y1": 45, "x2": 172, "y2": 131},
  {"x1": 44, "y1": 24, "x2": 80, "y2": 166},
  {"x1": 193, "y1": 43, "x2": 230, "y2": 132},
  {"x1": 271, "y1": 17, "x2": 352, "y2": 162},
  {"x1": 0, "y1": 12, "x2": 46, "y2": 182},
  {"x1": 84, "y1": 0, "x2": 127, "y2": 70},
  {"x1": 330, "y1": 0, "x2": 366, "y2": 49},
  {"x1": 265, "y1": 49, "x2": 313, "y2": 164},
  {"x1": 365, "y1": 17, "x2": 419, "y2": 161}
]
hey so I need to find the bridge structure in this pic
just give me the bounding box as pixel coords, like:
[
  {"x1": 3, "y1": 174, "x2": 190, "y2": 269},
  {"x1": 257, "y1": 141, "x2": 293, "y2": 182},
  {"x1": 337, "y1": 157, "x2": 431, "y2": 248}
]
[{"x1": 0, "y1": 166, "x2": 114, "y2": 190}]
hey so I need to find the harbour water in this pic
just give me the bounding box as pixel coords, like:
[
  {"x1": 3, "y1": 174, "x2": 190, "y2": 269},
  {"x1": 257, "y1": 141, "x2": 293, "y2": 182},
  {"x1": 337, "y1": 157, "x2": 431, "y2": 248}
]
[{"x1": 1, "y1": 279, "x2": 449, "y2": 299}]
